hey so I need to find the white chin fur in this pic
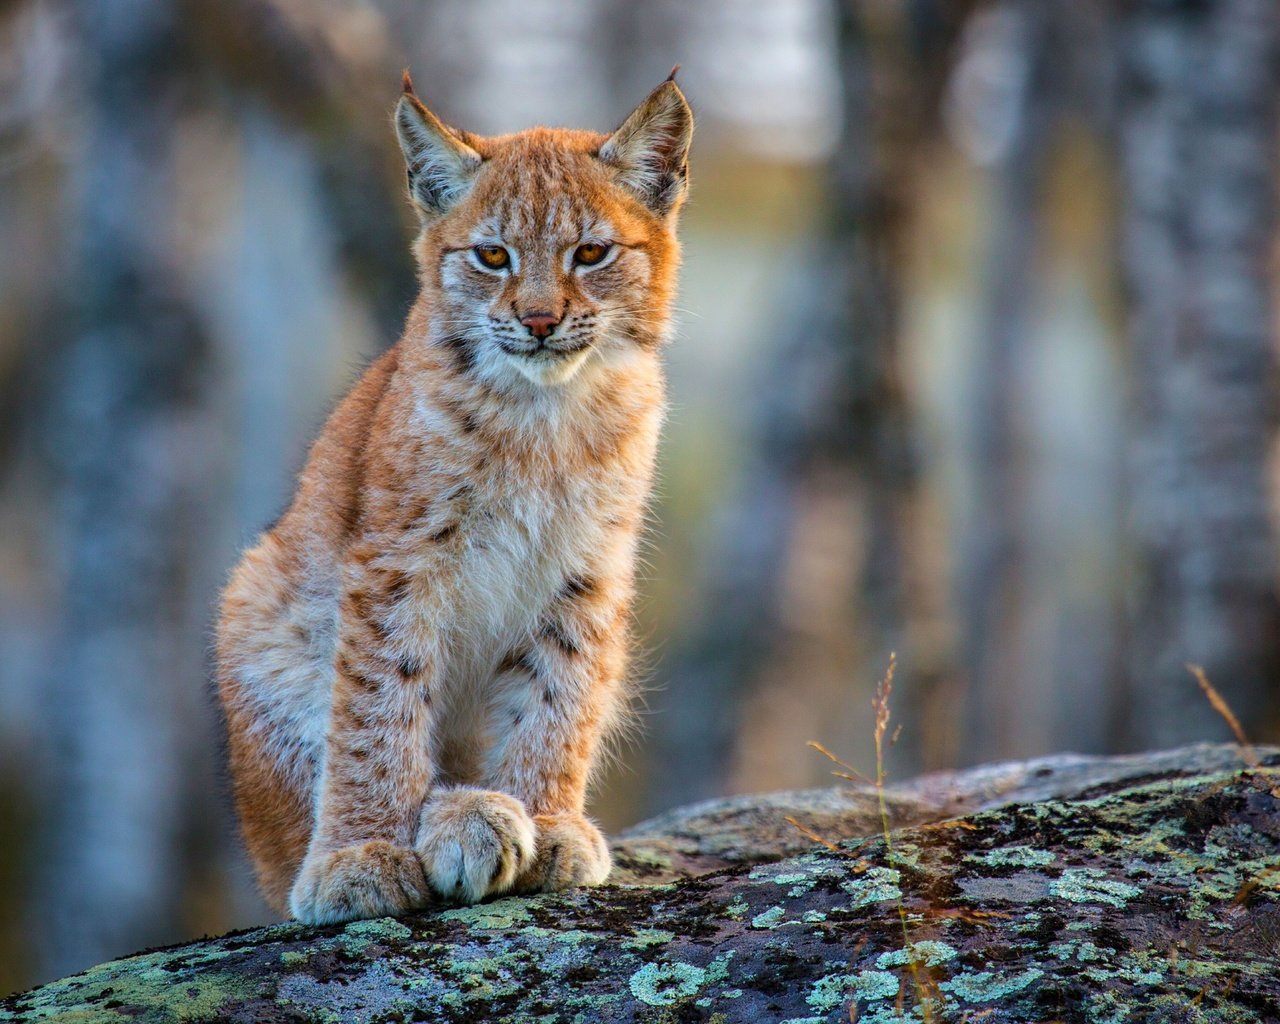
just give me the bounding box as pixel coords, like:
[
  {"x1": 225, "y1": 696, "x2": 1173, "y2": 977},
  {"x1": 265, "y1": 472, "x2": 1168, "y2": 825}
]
[{"x1": 505, "y1": 347, "x2": 595, "y2": 386}]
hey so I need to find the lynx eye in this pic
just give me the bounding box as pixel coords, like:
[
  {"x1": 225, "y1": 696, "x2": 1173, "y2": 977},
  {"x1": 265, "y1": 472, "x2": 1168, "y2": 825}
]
[
  {"x1": 573, "y1": 242, "x2": 611, "y2": 266},
  {"x1": 474, "y1": 244, "x2": 510, "y2": 270}
]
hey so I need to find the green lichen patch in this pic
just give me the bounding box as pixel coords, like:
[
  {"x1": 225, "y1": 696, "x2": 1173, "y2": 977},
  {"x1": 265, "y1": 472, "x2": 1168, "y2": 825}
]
[
  {"x1": 851, "y1": 970, "x2": 902, "y2": 1002},
  {"x1": 1049, "y1": 867, "x2": 1142, "y2": 908},
  {"x1": 703, "y1": 950, "x2": 737, "y2": 986},
  {"x1": 344, "y1": 917, "x2": 412, "y2": 942},
  {"x1": 338, "y1": 916, "x2": 414, "y2": 956},
  {"x1": 438, "y1": 896, "x2": 532, "y2": 930},
  {"x1": 840, "y1": 866, "x2": 902, "y2": 908},
  {"x1": 628, "y1": 960, "x2": 707, "y2": 1006},
  {"x1": 807, "y1": 969, "x2": 899, "y2": 1012},
  {"x1": 441, "y1": 946, "x2": 530, "y2": 1003},
  {"x1": 748, "y1": 856, "x2": 851, "y2": 898},
  {"x1": 750, "y1": 905, "x2": 787, "y2": 929},
  {"x1": 938, "y1": 967, "x2": 1044, "y2": 1002},
  {"x1": 875, "y1": 940, "x2": 958, "y2": 969},
  {"x1": 970, "y1": 844, "x2": 1057, "y2": 868},
  {"x1": 624, "y1": 927, "x2": 675, "y2": 950},
  {"x1": 1049, "y1": 939, "x2": 1106, "y2": 962},
  {"x1": 886, "y1": 840, "x2": 926, "y2": 870}
]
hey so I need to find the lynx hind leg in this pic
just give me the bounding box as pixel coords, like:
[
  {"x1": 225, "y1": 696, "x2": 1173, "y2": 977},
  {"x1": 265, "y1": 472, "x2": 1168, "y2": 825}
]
[
  {"x1": 219, "y1": 707, "x2": 315, "y2": 912},
  {"x1": 415, "y1": 788, "x2": 537, "y2": 904},
  {"x1": 517, "y1": 813, "x2": 612, "y2": 894},
  {"x1": 289, "y1": 841, "x2": 431, "y2": 925},
  {"x1": 218, "y1": 541, "x2": 332, "y2": 912}
]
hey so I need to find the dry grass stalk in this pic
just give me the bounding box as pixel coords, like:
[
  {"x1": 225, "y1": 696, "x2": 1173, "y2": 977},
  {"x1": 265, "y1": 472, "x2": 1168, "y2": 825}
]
[
  {"x1": 808, "y1": 739, "x2": 875, "y2": 786},
  {"x1": 1187, "y1": 663, "x2": 1259, "y2": 768}
]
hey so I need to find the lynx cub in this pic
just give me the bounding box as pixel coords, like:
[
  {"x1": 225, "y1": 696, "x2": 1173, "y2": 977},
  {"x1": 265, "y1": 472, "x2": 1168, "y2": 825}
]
[{"x1": 216, "y1": 72, "x2": 692, "y2": 925}]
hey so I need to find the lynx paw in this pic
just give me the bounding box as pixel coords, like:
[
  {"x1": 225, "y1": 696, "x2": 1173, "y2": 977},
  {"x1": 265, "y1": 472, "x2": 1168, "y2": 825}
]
[
  {"x1": 288, "y1": 841, "x2": 431, "y2": 925},
  {"x1": 517, "y1": 813, "x2": 612, "y2": 893},
  {"x1": 415, "y1": 788, "x2": 536, "y2": 904}
]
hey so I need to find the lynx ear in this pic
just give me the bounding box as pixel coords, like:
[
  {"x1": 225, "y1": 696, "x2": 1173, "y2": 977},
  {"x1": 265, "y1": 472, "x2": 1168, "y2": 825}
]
[
  {"x1": 599, "y1": 75, "x2": 693, "y2": 216},
  {"x1": 395, "y1": 71, "x2": 482, "y2": 217}
]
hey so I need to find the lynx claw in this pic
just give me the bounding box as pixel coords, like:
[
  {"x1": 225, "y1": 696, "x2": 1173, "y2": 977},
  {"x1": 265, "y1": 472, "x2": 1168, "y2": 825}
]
[
  {"x1": 517, "y1": 812, "x2": 612, "y2": 893},
  {"x1": 415, "y1": 788, "x2": 537, "y2": 904},
  {"x1": 288, "y1": 841, "x2": 431, "y2": 925}
]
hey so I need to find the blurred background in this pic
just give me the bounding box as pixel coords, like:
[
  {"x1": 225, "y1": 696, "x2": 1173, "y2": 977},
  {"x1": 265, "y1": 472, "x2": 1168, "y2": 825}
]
[{"x1": 1, "y1": 0, "x2": 1278, "y2": 993}]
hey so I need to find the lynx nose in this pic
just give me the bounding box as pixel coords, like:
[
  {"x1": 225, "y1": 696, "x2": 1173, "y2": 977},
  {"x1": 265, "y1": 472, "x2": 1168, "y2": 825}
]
[{"x1": 520, "y1": 311, "x2": 561, "y2": 340}]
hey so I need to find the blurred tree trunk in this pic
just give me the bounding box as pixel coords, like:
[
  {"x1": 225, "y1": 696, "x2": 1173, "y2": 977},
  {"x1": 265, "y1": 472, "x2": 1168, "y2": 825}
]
[
  {"x1": 955, "y1": 1, "x2": 1046, "y2": 764},
  {"x1": 649, "y1": 0, "x2": 973, "y2": 810},
  {"x1": 1114, "y1": 0, "x2": 1280, "y2": 746},
  {"x1": 956, "y1": 0, "x2": 1124, "y2": 764},
  {"x1": 32, "y1": 0, "x2": 214, "y2": 979},
  {"x1": 954, "y1": 3, "x2": 1072, "y2": 762},
  {"x1": 25, "y1": 0, "x2": 415, "y2": 982},
  {"x1": 14, "y1": 0, "x2": 423, "y2": 984},
  {"x1": 187, "y1": 0, "x2": 415, "y2": 341}
]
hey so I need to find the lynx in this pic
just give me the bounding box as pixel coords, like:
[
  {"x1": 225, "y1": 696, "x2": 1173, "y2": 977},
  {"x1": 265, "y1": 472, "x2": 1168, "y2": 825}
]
[{"x1": 215, "y1": 71, "x2": 692, "y2": 925}]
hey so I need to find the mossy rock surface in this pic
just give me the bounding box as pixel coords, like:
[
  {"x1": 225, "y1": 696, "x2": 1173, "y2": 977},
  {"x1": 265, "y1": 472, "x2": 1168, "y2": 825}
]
[{"x1": 4, "y1": 744, "x2": 1278, "y2": 1023}]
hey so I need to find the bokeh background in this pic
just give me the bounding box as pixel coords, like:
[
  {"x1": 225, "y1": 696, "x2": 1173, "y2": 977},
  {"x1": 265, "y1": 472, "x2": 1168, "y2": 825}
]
[{"x1": 2, "y1": 0, "x2": 1278, "y2": 993}]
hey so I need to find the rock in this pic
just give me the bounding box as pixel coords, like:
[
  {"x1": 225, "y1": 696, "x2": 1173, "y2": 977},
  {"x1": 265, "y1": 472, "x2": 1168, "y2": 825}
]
[{"x1": 4, "y1": 743, "x2": 1278, "y2": 1023}]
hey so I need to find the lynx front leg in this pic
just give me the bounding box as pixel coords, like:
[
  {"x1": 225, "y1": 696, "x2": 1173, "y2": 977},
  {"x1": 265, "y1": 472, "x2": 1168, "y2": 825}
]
[
  {"x1": 486, "y1": 573, "x2": 627, "y2": 894},
  {"x1": 289, "y1": 576, "x2": 437, "y2": 925}
]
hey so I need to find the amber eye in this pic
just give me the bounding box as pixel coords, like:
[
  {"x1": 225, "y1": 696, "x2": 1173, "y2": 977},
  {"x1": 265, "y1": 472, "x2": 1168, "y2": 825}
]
[
  {"x1": 574, "y1": 242, "x2": 610, "y2": 266},
  {"x1": 474, "y1": 244, "x2": 510, "y2": 270}
]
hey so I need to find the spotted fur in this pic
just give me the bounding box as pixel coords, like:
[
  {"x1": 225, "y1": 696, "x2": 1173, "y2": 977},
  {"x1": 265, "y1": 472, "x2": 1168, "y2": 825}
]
[{"x1": 215, "y1": 74, "x2": 692, "y2": 924}]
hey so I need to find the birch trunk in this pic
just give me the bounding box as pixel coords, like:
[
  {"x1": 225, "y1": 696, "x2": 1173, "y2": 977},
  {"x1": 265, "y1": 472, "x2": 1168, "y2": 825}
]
[
  {"x1": 33, "y1": 0, "x2": 214, "y2": 979},
  {"x1": 1114, "y1": 0, "x2": 1280, "y2": 747}
]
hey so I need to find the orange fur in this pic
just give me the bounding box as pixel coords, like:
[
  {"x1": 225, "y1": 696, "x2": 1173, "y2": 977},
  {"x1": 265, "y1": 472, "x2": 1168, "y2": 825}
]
[{"x1": 216, "y1": 75, "x2": 692, "y2": 923}]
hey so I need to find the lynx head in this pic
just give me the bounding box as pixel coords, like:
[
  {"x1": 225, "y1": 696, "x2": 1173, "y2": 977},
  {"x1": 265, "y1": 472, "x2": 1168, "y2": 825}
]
[{"x1": 395, "y1": 72, "x2": 692, "y2": 387}]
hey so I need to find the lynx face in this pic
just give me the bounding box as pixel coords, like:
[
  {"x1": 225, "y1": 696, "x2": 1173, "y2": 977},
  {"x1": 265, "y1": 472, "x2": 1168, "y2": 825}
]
[{"x1": 396, "y1": 76, "x2": 691, "y2": 388}]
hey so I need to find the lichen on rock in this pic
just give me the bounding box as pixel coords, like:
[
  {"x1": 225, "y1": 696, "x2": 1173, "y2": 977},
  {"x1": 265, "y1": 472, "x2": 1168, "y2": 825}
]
[{"x1": 2, "y1": 744, "x2": 1277, "y2": 1023}]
